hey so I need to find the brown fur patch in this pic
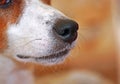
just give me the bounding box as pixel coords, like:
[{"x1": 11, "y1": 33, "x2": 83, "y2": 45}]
[
  {"x1": 41, "y1": 0, "x2": 51, "y2": 5},
  {"x1": 0, "y1": 0, "x2": 24, "y2": 52}
]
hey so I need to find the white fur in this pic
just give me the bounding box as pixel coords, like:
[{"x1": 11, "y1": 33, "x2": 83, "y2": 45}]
[
  {"x1": 0, "y1": 56, "x2": 15, "y2": 84},
  {"x1": 7, "y1": 70, "x2": 34, "y2": 84},
  {"x1": 0, "y1": 56, "x2": 34, "y2": 84}
]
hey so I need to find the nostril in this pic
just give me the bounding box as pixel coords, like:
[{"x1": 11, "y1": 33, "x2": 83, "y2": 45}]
[
  {"x1": 53, "y1": 19, "x2": 79, "y2": 43},
  {"x1": 61, "y1": 28, "x2": 70, "y2": 37},
  {"x1": 58, "y1": 27, "x2": 71, "y2": 37}
]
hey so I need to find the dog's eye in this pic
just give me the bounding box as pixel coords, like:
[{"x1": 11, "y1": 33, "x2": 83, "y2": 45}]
[{"x1": 0, "y1": 0, "x2": 11, "y2": 8}]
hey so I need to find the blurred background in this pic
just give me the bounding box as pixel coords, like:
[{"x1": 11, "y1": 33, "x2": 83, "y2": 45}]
[{"x1": 35, "y1": 0, "x2": 118, "y2": 84}]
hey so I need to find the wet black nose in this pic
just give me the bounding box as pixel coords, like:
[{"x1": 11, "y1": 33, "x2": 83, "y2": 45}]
[{"x1": 53, "y1": 19, "x2": 79, "y2": 43}]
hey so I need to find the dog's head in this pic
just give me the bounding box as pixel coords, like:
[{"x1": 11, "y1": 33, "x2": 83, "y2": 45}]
[{"x1": 0, "y1": 0, "x2": 78, "y2": 65}]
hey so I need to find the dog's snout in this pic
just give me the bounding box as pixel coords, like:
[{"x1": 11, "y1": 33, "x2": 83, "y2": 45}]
[{"x1": 53, "y1": 19, "x2": 79, "y2": 43}]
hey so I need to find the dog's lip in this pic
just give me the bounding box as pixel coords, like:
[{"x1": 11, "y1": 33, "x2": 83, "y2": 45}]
[
  {"x1": 17, "y1": 49, "x2": 69, "y2": 60},
  {"x1": 17, "y1": 55, "x2": 31, "y2": 59}
]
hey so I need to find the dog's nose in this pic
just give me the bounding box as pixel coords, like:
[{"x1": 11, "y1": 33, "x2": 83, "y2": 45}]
[{"x1": 53, "y1": 19, "x2": 79, "y2": 43}]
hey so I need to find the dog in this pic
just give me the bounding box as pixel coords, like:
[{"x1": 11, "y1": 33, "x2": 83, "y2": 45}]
[{"x1": 0, "y1": 0, "x2": 78, "y2": 84}]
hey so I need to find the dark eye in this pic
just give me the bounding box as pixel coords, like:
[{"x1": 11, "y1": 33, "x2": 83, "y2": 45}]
[{"x1": 0, "y1": 0, "x2": 11, "y2": 8}]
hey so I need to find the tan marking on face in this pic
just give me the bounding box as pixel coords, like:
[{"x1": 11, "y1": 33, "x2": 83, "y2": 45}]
[
  {"x1": 41, "y1": 0, "x2": 51, "y2": 5},
  {"x1": 0, "y1": 0, "x2": 24, "y2": 52}
]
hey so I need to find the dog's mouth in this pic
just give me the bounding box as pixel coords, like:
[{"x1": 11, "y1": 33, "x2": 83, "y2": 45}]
[{"x1": 17, "y1": 49, "x2": 69, "y2": 61}]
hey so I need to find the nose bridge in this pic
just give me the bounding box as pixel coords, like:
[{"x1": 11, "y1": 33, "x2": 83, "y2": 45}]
[
  {"x1": 25, "y1": 3, "x2": 67, "y2": 29},
  {"x1": 25, "y1": 0, "x2": 66, "y2": 17},
  {"x1": 30, "y1": 4, "x2": 56, "y2": 19}
]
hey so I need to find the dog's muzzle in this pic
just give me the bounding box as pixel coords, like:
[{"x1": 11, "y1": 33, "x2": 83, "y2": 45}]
[{"x1": 15, "y1": 19, "x2": 79, "y2": 65}]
